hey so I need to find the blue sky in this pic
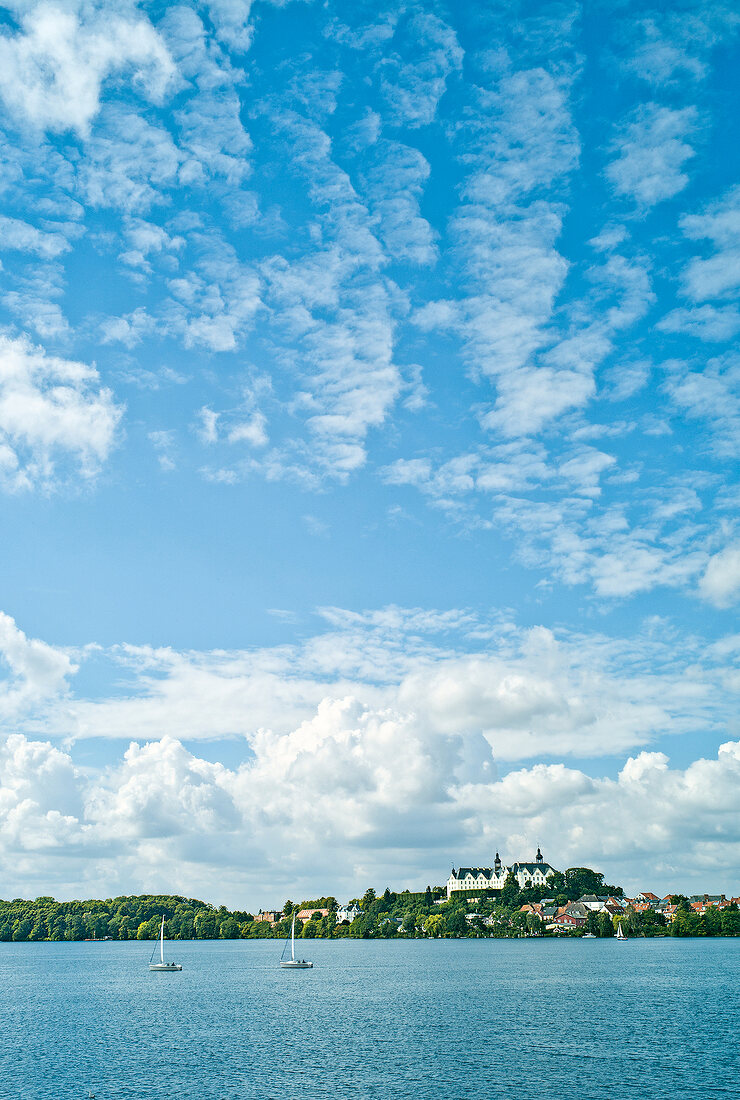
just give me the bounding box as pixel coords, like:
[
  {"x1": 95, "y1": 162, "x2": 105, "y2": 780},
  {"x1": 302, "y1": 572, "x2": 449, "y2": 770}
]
[{"x1": 0, "y1": 0, "x2": 739, "y2": 907}]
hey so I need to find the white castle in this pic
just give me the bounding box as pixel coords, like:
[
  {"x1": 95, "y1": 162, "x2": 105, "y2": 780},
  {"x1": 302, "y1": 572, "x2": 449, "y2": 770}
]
[{"x1": 446, "y1": 847, "x2": 556, "y2": 898}]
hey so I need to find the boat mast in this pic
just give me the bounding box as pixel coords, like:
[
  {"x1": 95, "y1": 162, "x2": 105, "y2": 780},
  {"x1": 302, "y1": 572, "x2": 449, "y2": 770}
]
[
  {"x1": 291, "y1": 912, "x2": 295, "y2": 961},
  {"x1": 160, "y1": 916, "x2": 165, "y2": 963}
]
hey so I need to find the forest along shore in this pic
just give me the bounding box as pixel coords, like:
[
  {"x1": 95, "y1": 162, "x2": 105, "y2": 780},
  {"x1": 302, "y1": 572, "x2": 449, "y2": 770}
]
[{"x1": 2, "y1": 868, "x2": 739, "y2": 941}]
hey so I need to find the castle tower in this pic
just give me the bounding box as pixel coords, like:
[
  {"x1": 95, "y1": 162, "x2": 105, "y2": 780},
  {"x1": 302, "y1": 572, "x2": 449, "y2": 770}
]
[
  {"x1": 536, "y1": 846, "x2": 543, "y2": 864},
  {"x1": 494, "y1": 852, "x2": 501, "y2": 872}
]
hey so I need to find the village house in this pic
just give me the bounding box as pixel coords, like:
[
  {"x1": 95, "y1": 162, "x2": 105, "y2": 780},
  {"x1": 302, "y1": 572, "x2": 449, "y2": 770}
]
[
  {"x1": 548, "y1": 912, "x2": 585, "y2": 933},
  {"x1": 336, "y1": 903, "x2": 362, "y2": 924},
  {"x1": 296, "y1": 907, "x2": 330, "y2": 923},
  {"x1": 254, "y1": 910, "x2": 280, "y2": 924},
  {"x1": 446, "y1": 848, "x2": 557, "y2": 898}
]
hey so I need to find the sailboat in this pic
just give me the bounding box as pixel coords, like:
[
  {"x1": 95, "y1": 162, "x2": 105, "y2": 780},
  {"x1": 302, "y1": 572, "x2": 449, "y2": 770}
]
[
  {"x1": 280, "y1": 912, "x2": 313, "y2": 969},
  {"x1": 149, "y1": 916, "x2": 183, "y2": 971},
  {"x1": 615, "y1": 922, "x2": 626, "y2": 940}
]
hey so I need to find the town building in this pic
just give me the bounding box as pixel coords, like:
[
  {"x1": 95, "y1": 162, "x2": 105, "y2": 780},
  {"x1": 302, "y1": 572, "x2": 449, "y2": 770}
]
[
  {"x1": 548, "y1": 912, "x2": 585, "y2": 932},
  {"x1": 446, "y1": 848, "x2": 557, "y2": 898},
  {"x1": 254, "y1": 910, "x2": 280, "y2": 924},
  {"x1": 296, "y1": 907, "x2": 330, "y2": 923},
  {"x1": 336, "y1": 904, "x2": 362, "y2": 924}
]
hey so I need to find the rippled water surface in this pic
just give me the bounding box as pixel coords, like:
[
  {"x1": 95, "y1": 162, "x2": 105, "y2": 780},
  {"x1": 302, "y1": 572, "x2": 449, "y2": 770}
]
[{"x1": 1, "y1": 937, "x2": 738, "y2": 1098}]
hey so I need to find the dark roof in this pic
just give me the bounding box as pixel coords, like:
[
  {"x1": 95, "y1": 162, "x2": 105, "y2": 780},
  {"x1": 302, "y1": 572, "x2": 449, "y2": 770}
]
[
  {"x1": 454, "y1": 867, "x2": 494, "y2": 878},
  {"x1": 512, "y1": 861, "x2": 556, "y2": 874}
]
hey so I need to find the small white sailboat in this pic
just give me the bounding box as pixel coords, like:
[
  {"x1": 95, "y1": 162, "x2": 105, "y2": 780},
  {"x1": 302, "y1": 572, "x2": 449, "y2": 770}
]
[
  {"x1": 615, "y1": 922, "x2": 626, "y2": 940},
  {"x1": 280, "y1": 912, "x2": 313, "y2": 969},
  {"x1": 149, "y1": 916, "x2": 182, "y2": 971}
]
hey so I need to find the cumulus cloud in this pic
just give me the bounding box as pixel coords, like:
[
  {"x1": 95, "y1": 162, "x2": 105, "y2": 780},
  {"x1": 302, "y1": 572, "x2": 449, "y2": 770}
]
[
  {"x1": 25, "y1": 609, "x2": 733, "y2": 766},
  {"x1": 453, "y1": 742, "x2": 740, "y2": 894},
  {"x1": 362, "y1": 141, "x2": 437, "y2": 265},
  {"x1": 678, "y1": 185, "x2": 740, "y2": 302},
  {"x1": 0, "y1": 606, "x2": 737, "y2": 900},
  {"x1": 0, "y1": 215, "x2": 71, "y2": 258},
  {"x1": 0, "y1": 3, "x2": 175, "y2": 136},
  {"x1": 658, "y1": 305, "x2": 740, "y2": 342},
  {"x1": 664, "y1": 353, "x2": 740, "y2": 457},
  {"x1": 378, "y1": 11, "x2": 463, "y2": 128},
  {"x1": 606, "y1": 104, "x2": 697, "y2": 208},
  {"x1": 621, "y1": 7, "x2": 740, "y2": 87},
  {"x1": 1, "y1": 728, "x2": 740, "y2": 903},
  {"x1": 0, "y1": 334, "x2": 123, "y2": 490},
  {"x1": 699, "y1": 545, "x2": 740, "y2": 608},
  {"x1": 0, "y1": 612, "x2": 75, "y2": 716}
]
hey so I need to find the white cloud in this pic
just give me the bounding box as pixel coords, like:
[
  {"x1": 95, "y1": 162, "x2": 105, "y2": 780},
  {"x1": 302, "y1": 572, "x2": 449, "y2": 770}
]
[
  {"x1": 622, "y1": 8, "x2": 740, "y2": 87},
  {"x1": 2, "y1": 727, "x2": 740, "y2": 903},
  {"x1": 0, "y1": 3, "x2": 175, "y2": 136},
  {"x1": 79, "y1": 108, "x2": 182, "y2": 212},
  {"x1": 228, "y1": 413, "x2": 267, "y2": 447},
  {"x1": 99, "y1": 307, "x2": 154, "y2": 349},
  {"x1": 658, "y1": 305, "x2": 740, "y2": 342},
  {"x1": 664, "y1": 353, "x2": 740, "y2": 457},
  {"x1": 197, "y1": 406, "x2": 220, "y2": 444},
  {"x1": 430, "y1": 61, "x2": 585, "y2": 438},
  {"x1": 699, "y1": 545, "x2": 740, "y2": 608},
  {"x1": 378, "y1": 12, "x2": 463, "y2": 128},
  {"x1": 454, "y1": 742, "x2": 740, "y2": 896},
  {"x1": 0, "y1": 215, "x2": 70, "y2": 258},
  {"x1": 162, "y1": 233, "x2": 261, "y2": 351},
  {"x1": 148, "y1": 429, "x2": 177, "y2": 472},
  {"x1": 679, "y1": 185, "x2": 740, "y2": 302},
  {"x1": 0, "y1": 334, "x2": 123, "y2": 490},
  {"x1": 606, "y1": 104, "x2": 697, "y2": 208},
  {"x1": 0, "y1": 611, "x2": 74, "y2": 716},
  {"x1": 247, "y1": 112, "x2": 402, "y2": 482},
  {"x1": 363, "y1": 141, "x2": 437, "y2": 265},
  {"x1": 0, "y1": 607, "x2": 737, "y2": 900},
  {"x1": 175, "y1": 89, "x2": 252, "y2": 185},
  {"x1": 23, "y1": 609, "x2": 733, "y2": 767}
]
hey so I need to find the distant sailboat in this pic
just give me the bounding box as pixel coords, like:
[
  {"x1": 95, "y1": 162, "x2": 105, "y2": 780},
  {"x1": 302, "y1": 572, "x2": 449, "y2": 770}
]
[
  {"x1": 280, "y1": 912, "x2": 313, "y2": 969},
  {"x1": 615, "y1": 922, "x2": 626, "y2": 940},
  {"x1": 149, "y1": 916, "x2": 183, "y2": 971}
]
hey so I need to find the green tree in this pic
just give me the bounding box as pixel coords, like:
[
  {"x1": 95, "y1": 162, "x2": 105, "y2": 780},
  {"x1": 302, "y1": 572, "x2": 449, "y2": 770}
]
[
  {"x1": 423, "y1": 914, "x2": 446, "y2": 937},
  {"x1": 220, "y1": 917, "x2": 240, "y2": 939},
  {"x1": 721, "y1": 909, "x2": 740, "y2": 936},
  {"x1": 701, "y1": 907, "x2": 720, "y2": 936},
  {"x1": 401, "y1": 911, "x2": 417, "y2": 935},
  {"x1": 12, "y1": 918, "x2": 32, "y2": 941},
  {"x1": 598, "y1": 912, "x2": 614, "y2": 938},
  {"x1": 446, "y1": 909, "x2": 467, "y2": 936},
  {"x1": 563, "y1": 868, "x2": 604, "y2": 898},
  {"x1": 500, "y1": 871, "x2": 519, "y2": 906}
]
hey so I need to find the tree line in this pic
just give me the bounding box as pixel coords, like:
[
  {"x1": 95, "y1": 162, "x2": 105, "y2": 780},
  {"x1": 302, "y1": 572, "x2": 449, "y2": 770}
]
[{"x1": 1, "y1": 871, "x2": 738, "y2": 942}]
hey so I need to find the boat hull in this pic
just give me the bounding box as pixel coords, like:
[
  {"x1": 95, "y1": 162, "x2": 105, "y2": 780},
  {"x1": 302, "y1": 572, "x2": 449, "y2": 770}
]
[
  {"x1": 280, "y1": 960, "x2": 313, "y2": 969},
  {"x1": 149, "y1": 963, "x2": 183, "y2": 971}
]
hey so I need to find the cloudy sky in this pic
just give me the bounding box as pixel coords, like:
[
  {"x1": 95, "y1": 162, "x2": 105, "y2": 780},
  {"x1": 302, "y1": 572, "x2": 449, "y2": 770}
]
[{"x1": 0, "y1": 0, "x2": 739, "y2": 908}]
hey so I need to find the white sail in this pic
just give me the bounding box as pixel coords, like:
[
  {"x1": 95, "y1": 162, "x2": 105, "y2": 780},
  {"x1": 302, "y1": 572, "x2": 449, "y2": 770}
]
[
  {"x1": 149, "y1": 914, "x2": 182, "y2": 971},
  {"x1": 280, "y1": 908, "x2": 313, "y2": 968}
]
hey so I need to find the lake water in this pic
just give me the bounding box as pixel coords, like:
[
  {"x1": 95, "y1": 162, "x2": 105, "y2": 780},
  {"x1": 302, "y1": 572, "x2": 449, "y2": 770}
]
[{"x1": 1, "y1": 937, "x2": 738, "y2": 1098}]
